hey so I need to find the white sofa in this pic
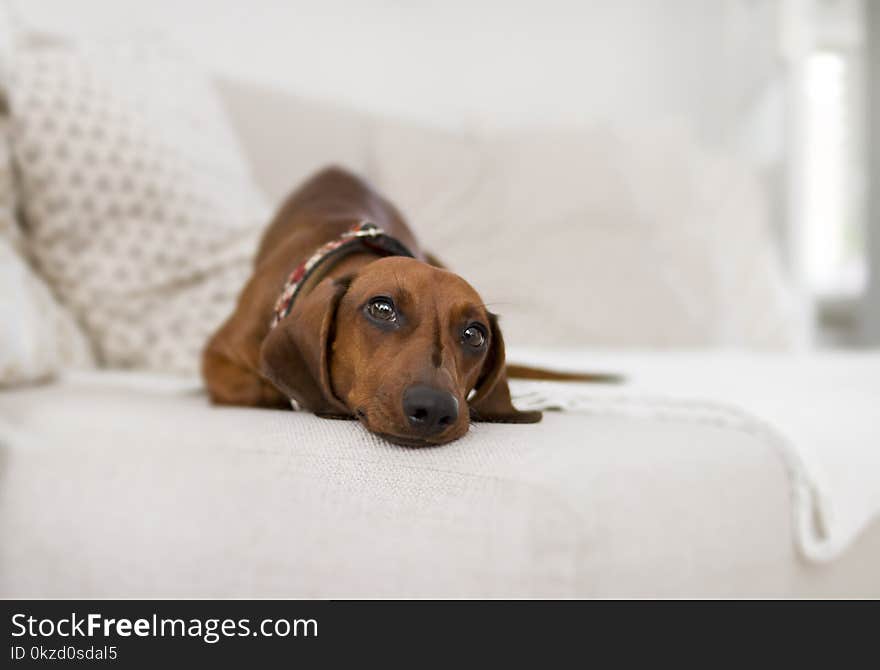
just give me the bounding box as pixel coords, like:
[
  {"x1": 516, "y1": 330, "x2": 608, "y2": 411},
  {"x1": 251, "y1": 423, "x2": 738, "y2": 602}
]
[{"x1": 1, "y1": 77, "x2": 879, "y2": 598}]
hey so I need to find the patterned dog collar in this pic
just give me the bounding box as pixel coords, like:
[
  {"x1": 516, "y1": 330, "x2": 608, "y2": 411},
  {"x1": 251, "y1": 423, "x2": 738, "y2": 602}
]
[{"x1": 270, "y1": 220, "x2": 415, "y2": 329}]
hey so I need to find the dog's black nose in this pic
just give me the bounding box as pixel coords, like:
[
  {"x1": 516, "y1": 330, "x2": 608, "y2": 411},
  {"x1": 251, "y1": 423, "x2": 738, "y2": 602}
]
[{"x1": 403, "y1": 385, "x2": 459, "y2": 435}]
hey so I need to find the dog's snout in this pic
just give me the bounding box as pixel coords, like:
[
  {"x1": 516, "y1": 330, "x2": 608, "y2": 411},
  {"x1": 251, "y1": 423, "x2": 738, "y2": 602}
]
[{"x1": 403, "y1": 385, "x2": 459, "y2": 435}]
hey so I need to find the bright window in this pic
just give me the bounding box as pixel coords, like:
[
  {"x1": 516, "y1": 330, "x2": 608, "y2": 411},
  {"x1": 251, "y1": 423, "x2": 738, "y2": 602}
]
[{"x1": 800, "y1": 35, "x2": 867, "y2": 300}]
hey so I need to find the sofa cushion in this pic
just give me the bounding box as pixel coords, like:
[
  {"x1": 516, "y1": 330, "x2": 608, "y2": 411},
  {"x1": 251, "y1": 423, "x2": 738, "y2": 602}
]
[
  {"x1": 0, "y1": 370, "x2": 845, "y2": 597},
  {"x1": 369, "y1": 121, "x2": 800, "y2": 350}
]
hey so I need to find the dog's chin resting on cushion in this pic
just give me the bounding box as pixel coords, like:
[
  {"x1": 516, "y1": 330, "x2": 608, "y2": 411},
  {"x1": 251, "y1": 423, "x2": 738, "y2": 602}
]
[{"x1": 202, "y1": 166, "x2": 607, "y2": 446}]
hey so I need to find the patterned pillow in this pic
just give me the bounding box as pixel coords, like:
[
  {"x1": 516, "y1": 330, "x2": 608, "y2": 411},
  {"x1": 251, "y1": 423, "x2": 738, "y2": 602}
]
[
  {"x1": 1, "y1": 96, "x2": 93, "y2": 386},
  {"x1": 5, "y1": 34, "x2": 268, "y2": 374}
]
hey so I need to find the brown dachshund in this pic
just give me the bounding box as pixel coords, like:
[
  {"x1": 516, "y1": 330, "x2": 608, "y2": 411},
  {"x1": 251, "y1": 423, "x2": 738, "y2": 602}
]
[{"x1": 203, "y1": 167, "x2": 613, "y2": 446}]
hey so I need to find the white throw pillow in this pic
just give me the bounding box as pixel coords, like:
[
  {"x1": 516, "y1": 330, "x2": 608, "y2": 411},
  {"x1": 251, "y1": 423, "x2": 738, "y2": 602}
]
[
  {"x1": 0, "y1": 239, "x2": 95, "y2": 386},
  {"x1": 370, "y1": 121, "x2": 798, "y2": 349},
  {"x1": 5, "y1": 33, "x2": 268, "y2": 374}
]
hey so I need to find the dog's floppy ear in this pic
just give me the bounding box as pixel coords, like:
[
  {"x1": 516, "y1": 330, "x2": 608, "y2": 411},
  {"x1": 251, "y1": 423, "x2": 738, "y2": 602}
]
[
  {"x1": 260, "y1": 276, "x2": 351, "y2": 417},
  {"x1": 468, "y1": 313, "x2": 541, "y2": 423}
]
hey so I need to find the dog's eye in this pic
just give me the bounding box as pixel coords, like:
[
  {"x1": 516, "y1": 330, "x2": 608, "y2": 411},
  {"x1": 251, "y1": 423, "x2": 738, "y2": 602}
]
[
  {"x1": 461, "y1": 323, "x2": 487, "y2": 348},
  {"x1": 366, "y1": 297, "x2": 397, "y2": 322}
]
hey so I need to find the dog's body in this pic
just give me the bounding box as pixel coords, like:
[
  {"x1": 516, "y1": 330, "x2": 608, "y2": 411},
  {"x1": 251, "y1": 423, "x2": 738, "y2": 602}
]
[
  {"x1": 203, "y1": 167, "x2": 421, "y2": 412},
  {"x1": 204, "y1": 167, "x2": 611, "y2": 445}
]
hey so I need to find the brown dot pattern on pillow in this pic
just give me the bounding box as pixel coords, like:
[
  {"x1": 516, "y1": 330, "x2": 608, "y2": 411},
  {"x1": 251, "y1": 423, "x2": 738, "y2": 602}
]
[
  {"x1": 6, "y1": 37, "x2": 268, "y2": 374},
  {"x1": 1, "y1": 99, "x2": 94, "y2": 385}
]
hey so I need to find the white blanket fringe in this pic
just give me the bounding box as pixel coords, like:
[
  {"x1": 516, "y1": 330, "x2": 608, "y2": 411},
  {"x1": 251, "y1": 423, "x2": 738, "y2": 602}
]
[{"x1": 510, "y1": 380, "x2": 834, "y2": 562}]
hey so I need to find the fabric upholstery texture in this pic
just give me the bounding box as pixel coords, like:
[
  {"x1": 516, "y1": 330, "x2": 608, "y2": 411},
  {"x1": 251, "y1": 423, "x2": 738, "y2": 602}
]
[
  {"x1": 505, "y1": 347, "x2": 880, "y2": 564},
  {"x1": 4, "y1": 34, "x2": 268, "y2": 374},
  {"x1": 1, "y1": 371, "x2": 877, "y2": 598}
]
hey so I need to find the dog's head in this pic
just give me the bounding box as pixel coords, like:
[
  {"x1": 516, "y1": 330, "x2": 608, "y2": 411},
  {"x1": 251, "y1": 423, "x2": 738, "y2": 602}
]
[{"x1": 260, "y1": 256, "x2": 540, "y2": 445}]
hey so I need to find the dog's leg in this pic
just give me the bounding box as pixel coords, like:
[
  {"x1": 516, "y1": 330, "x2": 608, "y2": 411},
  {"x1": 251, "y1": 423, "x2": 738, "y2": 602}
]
[{"x1": 202, "y1": 344, "x2": 289, "y2": 409}]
